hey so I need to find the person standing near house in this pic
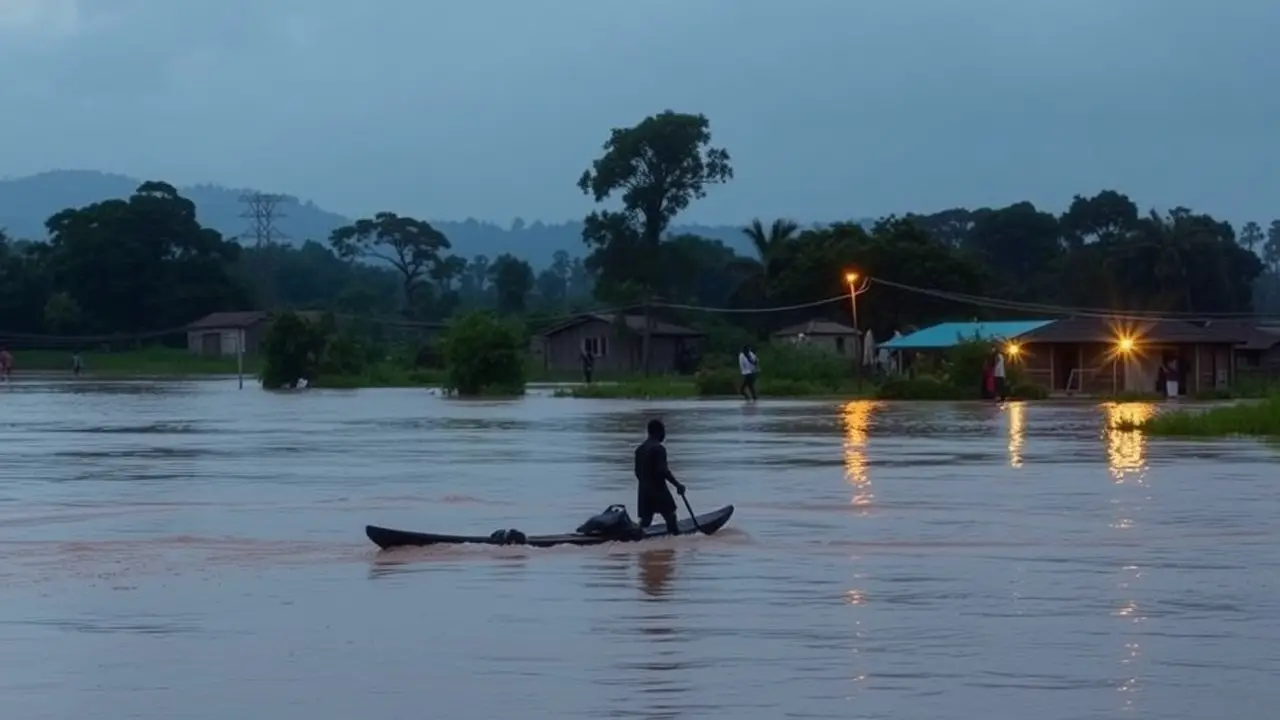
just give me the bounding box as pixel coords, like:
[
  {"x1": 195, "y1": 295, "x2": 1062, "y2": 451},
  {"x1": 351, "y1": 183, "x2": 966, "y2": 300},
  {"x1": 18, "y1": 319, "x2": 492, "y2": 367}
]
[
  {"x1": 1165, "y1": 357, "x2": 1179, "y2": 398},
  {"x1": 738, "y1": 345, "x2": 759, "y2": 400},
  {"x1": 580, "y1": 345, "x2": 594, "y2": 384},
  {"x1": 993, "y1": 350, "x2": 1007, "y2": 400},
  {"x1": 981, "y1": 356, "x2": 995, "y2": 399}
]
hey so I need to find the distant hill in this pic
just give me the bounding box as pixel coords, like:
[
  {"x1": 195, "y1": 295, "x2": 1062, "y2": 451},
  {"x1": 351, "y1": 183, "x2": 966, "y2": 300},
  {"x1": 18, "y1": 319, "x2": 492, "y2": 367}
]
[{"x1": 0, "y1": 170, "x2": 851, "y2": 267}]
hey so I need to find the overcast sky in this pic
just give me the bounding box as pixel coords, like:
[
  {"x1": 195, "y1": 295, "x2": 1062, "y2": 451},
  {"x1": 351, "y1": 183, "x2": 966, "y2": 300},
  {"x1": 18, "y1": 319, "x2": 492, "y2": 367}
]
[{"x1": 1, "y1": 0, "x2": 1277, "y2": 226}]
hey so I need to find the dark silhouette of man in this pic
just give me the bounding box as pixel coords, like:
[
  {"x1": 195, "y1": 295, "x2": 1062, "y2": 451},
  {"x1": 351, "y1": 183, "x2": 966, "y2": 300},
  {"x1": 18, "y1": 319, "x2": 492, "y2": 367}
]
[{"x1": 633, "y1": 419, "x2": 686, "y2": 535}]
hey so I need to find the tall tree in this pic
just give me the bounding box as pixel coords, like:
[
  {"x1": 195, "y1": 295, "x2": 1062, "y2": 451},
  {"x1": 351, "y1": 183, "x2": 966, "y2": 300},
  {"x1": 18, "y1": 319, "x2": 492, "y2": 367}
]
[
  {"x1": 1265, "y1": 220, "x2": 1280, "y2": 273},
  {"x1": 577, "y1": 109, "x2": 733, "y2": 371},
  {"x1": 736, "y1": 217, "x2": 799, "y2": 301},
  {"x1": 329, "y1": 212, "x2": 451, "y2": 314},
  {"x1": 43, "y1": 181, "x2": 244, "y2": 333},
  {"x1": 1059, "y1": 190, "x2": 1139, "y2": 247},
  {"x1": 1240, "y1": 221, "x2": 1265, "y2": 254},
  {"x1": 488, "y1": 253, "x2": 535, "y2": 314}
]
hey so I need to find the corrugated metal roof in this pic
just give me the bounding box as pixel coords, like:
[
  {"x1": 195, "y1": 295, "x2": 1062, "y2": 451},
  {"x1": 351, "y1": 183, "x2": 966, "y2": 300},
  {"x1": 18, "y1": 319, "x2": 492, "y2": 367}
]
[
  {"x1": 1018, "y1": 317, "x2": 1242, "y2": 345},
  {"x1": 880, "y1": 320, "x2": 1055, "y2": 350},
  {"x1": 187, "y1": 311, "x2": 270, "y2": 330},
  {"x1": 541, "y1": 313, "x2": 704, "y2": 338},
  {"x1": 773, "y1": 319, "x2": 860, "y2": 336}
]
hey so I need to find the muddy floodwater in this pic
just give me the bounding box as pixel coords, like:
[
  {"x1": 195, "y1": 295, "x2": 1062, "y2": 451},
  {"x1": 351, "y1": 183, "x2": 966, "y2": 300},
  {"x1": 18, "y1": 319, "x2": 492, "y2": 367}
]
[{"x1": 2, "y1": 378, "x2": 1279, "y2": 719}]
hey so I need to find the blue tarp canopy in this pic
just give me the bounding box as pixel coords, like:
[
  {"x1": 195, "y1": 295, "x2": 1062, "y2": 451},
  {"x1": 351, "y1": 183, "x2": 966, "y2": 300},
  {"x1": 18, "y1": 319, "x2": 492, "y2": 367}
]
[{"x1": 880, "y1": 320, "x2": 1056, "y2": 350}]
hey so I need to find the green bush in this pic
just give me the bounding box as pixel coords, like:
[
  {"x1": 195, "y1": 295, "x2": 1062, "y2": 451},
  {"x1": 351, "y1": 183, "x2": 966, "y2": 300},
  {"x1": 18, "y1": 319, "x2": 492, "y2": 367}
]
[
  {"x1": 694, "y1": 343, "x2": 857, "y2": 396},
  {"x1": 441, "y1": 310, "x2": 527, "y2": 396},
  {"x1": 694, "y1": 367, "x2": 740, "y2": 396},
  {"x1": 757, "y1": 344, "x2": 853, "y2": 390},
  {"x1": 318, "y1": 331, "x2": 367, "y2": 377},
  {"x1": 260, "y1": 312, "x2": 328, "y2": 389}
]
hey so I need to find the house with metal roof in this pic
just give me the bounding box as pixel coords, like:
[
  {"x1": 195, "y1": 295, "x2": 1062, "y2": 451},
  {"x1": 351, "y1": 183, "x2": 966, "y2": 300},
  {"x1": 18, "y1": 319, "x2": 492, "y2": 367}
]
[
  {"x1": 881, "y1": 316, "x2": 1257, "y2": 396},
  {"x1": 536, "y1": 312, "x2": 704, "y2": 374},
  {"x1": 879, "y1": 320, "x2": 1054, "y2": 351},
  {"x1": 772, "y1": 319, "x2": 862, "y2": 357}
]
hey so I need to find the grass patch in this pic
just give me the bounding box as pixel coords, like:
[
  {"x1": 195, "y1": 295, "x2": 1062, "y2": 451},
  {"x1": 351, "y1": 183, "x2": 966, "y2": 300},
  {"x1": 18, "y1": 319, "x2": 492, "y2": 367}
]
[
  {"x1": 1118, "y1": 396, "x2": 1280, "y2": 437},
  {"x1": 553, "y1": 373, "x2": 876, "y2": 399},
  {"x1": 15, "y1": 347, "x2": 262, "y2": 376},
  {"x1": 14, "y1": 346, "x2": 447, "y2": 388}
]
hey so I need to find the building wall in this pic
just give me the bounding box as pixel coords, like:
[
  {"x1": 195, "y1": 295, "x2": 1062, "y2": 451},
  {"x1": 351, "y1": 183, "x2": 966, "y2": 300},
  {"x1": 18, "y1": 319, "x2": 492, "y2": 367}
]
[
  {"x1": 774, "y1": 333, "x2": 861, "y2": 358},
  {"x1": 1017, "y1": 341, "x2": 1233, "y2": 395},
  {"x1": 186, "y1": 325, "x2": 266, "y2": 357},
  {"x1": 543, "y1": 319, "x2": 697, "y2": 374}
]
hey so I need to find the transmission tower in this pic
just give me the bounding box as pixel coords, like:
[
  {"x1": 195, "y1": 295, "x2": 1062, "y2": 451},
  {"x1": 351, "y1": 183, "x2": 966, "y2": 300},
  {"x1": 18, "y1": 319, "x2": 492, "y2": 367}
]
[{"x1": 238, "y1": 192, "x2": 288, "y2": 248}]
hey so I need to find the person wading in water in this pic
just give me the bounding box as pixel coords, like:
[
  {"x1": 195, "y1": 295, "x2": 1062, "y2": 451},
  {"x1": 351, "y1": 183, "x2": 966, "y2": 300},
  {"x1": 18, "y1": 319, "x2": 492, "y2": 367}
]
[
  {"x1": 580, "y1": 345, "x2": 594, "y2": 384},
  {"x1": 634, "y1": 419, "x2": 687, "y2": 535},
  {"x1": 738, "y1": 345, "x2": 759, "y2": 400}
]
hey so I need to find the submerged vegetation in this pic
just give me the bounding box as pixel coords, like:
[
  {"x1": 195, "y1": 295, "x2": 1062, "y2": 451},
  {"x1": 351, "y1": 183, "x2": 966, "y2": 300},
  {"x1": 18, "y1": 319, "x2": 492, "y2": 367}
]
[
  {"x1": 1119, "y1": 397, "x2": 1280, "y2": 438},
  {"x1": 440, "y1": 311, "x2": 526, "y2": 396}
]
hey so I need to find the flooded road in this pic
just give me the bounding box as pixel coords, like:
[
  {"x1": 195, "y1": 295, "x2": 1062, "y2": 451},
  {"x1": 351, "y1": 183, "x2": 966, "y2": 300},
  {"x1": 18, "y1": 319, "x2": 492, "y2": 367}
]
[{"x1": 2, "y1": 379, "x2": 1279, "y2": 719}]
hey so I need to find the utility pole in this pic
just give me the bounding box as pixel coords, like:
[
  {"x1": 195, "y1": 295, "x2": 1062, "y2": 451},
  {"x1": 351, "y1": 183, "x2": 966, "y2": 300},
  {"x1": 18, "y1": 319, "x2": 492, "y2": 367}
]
[{"x1": 238, "y1": 192, "x2": 288, "y2": 310}]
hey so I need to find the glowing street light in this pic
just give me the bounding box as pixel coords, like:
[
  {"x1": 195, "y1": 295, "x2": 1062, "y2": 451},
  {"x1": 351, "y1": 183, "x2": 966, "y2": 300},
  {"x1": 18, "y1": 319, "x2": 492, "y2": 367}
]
[
  {"x1": 1005, "y1": 342, "x2": 1021, "y2": 358},
  {"x1": 843, "y1": 270, "x2": 868, "y2": 333},
  {"x1": 1113, "y1": 335, "x2": 1136, "y2": 394}
]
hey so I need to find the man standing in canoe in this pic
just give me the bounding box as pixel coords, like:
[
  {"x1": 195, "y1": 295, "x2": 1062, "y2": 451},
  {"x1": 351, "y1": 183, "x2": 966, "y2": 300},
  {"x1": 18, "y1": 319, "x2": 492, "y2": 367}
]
[{"x1": 634, "y1": 419, "x2": 686, "y2": 535}]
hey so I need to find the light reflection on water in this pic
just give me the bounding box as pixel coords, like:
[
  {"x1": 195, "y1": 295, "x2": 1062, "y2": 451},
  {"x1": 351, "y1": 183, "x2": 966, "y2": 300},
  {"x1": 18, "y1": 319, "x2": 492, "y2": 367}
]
[
  {"x1": 1105, "y1": 402, "x2": 1157, "y2": 484},
  {"x1": 1, "y1": 381, "x2": 1279, "y2": 719},
  {"x1": 1007, "y1": 400, "x2": 1026, "y2": 468},
  {"x1": 841, "y1": 400, "x2": 877, "y2": 512}
]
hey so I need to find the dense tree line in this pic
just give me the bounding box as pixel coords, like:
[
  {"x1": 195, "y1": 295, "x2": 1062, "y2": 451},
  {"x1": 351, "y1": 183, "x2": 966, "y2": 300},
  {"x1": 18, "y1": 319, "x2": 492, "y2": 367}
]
[
  {"x1": 3, "y1": 111, "x2": 1279, "y2": 344},
  {"x1": 572, "y1": 110, "x2": 1279, "y2": 350}
]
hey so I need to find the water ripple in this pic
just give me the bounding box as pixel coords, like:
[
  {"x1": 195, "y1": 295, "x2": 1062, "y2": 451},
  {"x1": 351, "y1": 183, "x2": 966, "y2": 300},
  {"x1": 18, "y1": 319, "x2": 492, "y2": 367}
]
[{"x1": 1, "y1": 388, "x2": 1279, "y2": 719}]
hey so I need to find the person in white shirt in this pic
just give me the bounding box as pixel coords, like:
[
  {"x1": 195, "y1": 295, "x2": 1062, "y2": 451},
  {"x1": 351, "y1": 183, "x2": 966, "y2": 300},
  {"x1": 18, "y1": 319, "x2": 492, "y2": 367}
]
[
  {"x1": 993, "y1": 350, "x2": 1007, "y2": 401},
  {"x1": 738, "y1": 345, "x2": 759, "y2": 400}
]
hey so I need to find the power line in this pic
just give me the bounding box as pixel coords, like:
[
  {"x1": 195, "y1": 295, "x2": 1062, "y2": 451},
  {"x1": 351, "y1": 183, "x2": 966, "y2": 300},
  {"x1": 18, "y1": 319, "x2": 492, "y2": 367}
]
[
  {"x1": 5, "y1": 277, "x2": 1276, "y2": 345},
  {"x1": 867, "y1": 277, "x2": 1280, "y2": 322}
]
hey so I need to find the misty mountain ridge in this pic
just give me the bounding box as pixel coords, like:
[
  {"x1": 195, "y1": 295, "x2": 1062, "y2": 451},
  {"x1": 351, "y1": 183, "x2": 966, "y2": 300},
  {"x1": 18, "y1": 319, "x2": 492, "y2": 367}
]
[{"x1": 0, "y1": 170, "x2": 843, "y2": 266}]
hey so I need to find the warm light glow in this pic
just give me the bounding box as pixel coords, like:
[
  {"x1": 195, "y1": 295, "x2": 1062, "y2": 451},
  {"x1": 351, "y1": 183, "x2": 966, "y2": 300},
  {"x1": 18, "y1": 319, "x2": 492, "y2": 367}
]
[
  {"x1": 1007, "y1": 401, "x2": 1025, "y2": 468},
  {"x1": 841, "y1": 400, "x2": 879, "y2": 511},
  {"x1": 1005, "y1": 342, "x2": 1021, "y2": 357},
  {"x1": 845, "y1": 272, "x2": 859, "y2": 285},
  {"x1": 1105, "y1": 402, "x2": 1155, "y2": 483},
  {"x1": 1117, "y1": 336, "x2": 1136, "y2": 353}
]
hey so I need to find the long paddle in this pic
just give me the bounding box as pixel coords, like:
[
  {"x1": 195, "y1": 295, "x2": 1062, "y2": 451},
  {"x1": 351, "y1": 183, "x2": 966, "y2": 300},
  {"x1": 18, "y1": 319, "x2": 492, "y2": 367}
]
[{"x1": 680, "y1": 491, "x2": 704, "y2": 534}]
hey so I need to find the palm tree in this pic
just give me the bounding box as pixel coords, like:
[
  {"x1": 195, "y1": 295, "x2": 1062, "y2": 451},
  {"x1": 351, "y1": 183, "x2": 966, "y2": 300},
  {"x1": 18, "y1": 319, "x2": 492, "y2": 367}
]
[{"x1": 735, "y1": 218, "x2": 799, "y2": 300}]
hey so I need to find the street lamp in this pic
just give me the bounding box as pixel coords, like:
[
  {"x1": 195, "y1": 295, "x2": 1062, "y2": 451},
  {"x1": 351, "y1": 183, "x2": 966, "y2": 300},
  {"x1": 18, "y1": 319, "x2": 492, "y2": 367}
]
[
  {"x1": 844, "y1": 271, "x2": 868, "y2": 332},
  {"x1": 1114, "y1": 335, "x2": 1136, "y2": 393},
  {"x1": 1005, "y1": 342, "x2": 1021, "y2": 359}
]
